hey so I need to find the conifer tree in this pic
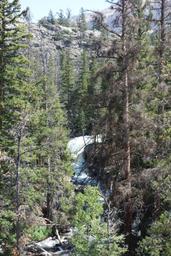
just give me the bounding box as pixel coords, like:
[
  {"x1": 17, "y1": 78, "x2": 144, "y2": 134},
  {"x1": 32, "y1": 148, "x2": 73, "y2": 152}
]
[
  {"x1": 0, "y1": 2, "x2": 73, "y2": 254},
  {"x1": 40, "y1": 55, "x2": 73, "y2": 223},
  {"x1": 77, "y1": 7, "x2": 87, "y2": 39},
  {"x1": 135, "y1": 3, "x2": 171, "y2": 252},
  {"x1": 0, "y1": 0, "x2": 35, "y2": 253},
  {"x1": 71, "y1": 186, "x2": 127, "y2": 256},
  {"x1": 89, "y1": 1, "x2": 154, "y2": 254},
  {"x1": 47, "y1": 9, "x2": 55, "y2": 24},
  {"x1": 0, "y1": 0, "x2": 29, "y2": 148},
  {"x1": 88, "y1": 2, "x2": 171, "y2": 255},
  {"x1": 77, "y1": 49, "x2": 90, "y2": 134},
  {"x1": 143, "y1": 0, "x2": 171, "y2": 220},
  {"x1": 57, "y1": 9, "x2": 71, "y2": 27},
  {"x1": 60, "y1": 49, "x2": 76, "y2": 134},
  {"x1": 147, "y1": 0, "x2": 171, "y2": 159}
]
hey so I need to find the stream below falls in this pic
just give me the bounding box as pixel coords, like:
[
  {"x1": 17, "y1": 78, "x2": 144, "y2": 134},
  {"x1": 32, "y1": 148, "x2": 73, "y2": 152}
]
[{"x1": 23, "y1": 135, "x2": 102, "y2": 256}]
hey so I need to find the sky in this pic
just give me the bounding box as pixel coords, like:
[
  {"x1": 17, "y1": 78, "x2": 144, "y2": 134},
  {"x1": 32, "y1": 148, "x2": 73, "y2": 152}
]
[{"x1": 20, "y1": 0, "x2": 109, "y2": 21}]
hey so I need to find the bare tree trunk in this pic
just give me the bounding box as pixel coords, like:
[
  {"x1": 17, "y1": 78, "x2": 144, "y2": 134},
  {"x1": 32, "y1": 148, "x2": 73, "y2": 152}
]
[
  {"x1": 47, "y1": 156, "x2": 53, "y2": 220},
  {"x1": 124, "y1": 65, "x2": 132, "y2": 254},
  {"x1": 14, "y1": 113, "x2": 29, "y2": 254},
  {"x1": 159, "y1": 0, "x2": 165, "y2": 83},
  {"x1": 106, "y1": 199, "x2": 112, "y2": 252},
  {"x1": 16, "y1": 134, "x2": 21, "y2": 254},
  {"x1": 155, "y1": 0, "x2": 166, "y2": 217},
  {"x1": 40, "y1": 47, "x2": 54, "y2": 221},
  {"x1": 0, "y1": 16, "x2": 5, "y2": 129},
  {"x1": 122, "y1": 0, "x2": 132, "y2": 252}
]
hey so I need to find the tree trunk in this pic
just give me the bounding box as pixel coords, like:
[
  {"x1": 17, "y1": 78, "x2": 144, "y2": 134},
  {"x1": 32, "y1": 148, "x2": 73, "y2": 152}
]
[
  {"x1": 46, "y1": 156, "x2": 53, "y2": 220},
  {"x1": 122, "y1": 0, "x2": 132, "y2": 253},
  {"x1": 159, "y1": 0, "x2": 165, "y2": 82},
  {"x1": 124, "y1": 66, "x2": 132, "y2": 254},
  {"x1": 16, "y1": 134, "x2": 21, "y2": 254}
]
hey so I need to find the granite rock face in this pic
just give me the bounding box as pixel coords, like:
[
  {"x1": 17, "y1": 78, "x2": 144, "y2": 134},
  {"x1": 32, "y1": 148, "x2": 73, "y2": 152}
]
[{"x1": 28, "y1": 22, "x2": 100, "y2": 56}]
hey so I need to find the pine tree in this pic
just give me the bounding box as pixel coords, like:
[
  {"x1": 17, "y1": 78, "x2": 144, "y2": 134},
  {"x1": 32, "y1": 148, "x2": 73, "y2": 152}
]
[
  {"x1": 137, "y1": 160, "x2": 171, "y2": 255},
  {"x1": 87, "y1": 2, "x2": 171, "y2": 255},
  {"x1": 47, "y1": 9, "x2": 56, "y2": 24},
  {"x1": 42, "y1": 55, "x2": 73, "y2": 223},
  {"x1": 0, "y1": 0, "x2": 35, "y2": 253},
  {"x1": 0, "y1": 0, "x2": 29, "y2": 149},
  {"x1": 77, "y1": 49, "x2": 90, "y2": 134},
  {"x1": 71, "y1": 186, "x2": 127, "y2": 256},
  {"x1": 57, "y1": 9, "x2": 71, "y2": 27},
  {"x1": 135, "y1": 2, "x2": 171, "y2": 252},
  {"x1": 77, "y1": 8, "x2": 87, "y2": 40},
  {"x1": 147, "y1": 0, "x2": 171, "y2": 159},
  {"x1": 30, "y1": 44, "x2": 74, "y2": 231},
  {"x1": 88, "y1": 1, "x2": 155, "y2": 254},
  {"x1": 60, "y1": 49, "x2": 76, "y2": 134},
  {"x1": 142, "y1": 0, "x2": 171, "y2": 222},
  {"x1": 0, "y1": 2, "x2": 74, "y2": 254}
]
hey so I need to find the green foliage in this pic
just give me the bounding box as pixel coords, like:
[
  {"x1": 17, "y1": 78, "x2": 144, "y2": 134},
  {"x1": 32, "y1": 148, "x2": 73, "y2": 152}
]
[
  {"x1": 20, "y1": 167, "x2": 47, "y2": 207},
  {"x1": 0, "y1": 210, "x2": 16, "y2": 246},
  {"x1": 47, "y1": 10, "x2": 55, "y2": 24},
  {"x1": 76, "y1": 49, "x2": 90, "y2": 134},
  {"x1": 77, "y1": 8, "x2": 87, "y2": 34},
  {"x1": 26, "y1": 226, "x2": 51, "y2": 241},
  {"x1": 57, "y1": 9, "x2": 71, "y2": 27},
  {"x1": 59, "y1": 49, "x2": 76, "y2": 134},
  {"x1": 1, "y1": 1, "x2": 171, "y2": 255},
  {"x1": 137, "y1": 212, "x2": 171, "y2": 256},
  {"x1": 0, "y1": 1, "x2": 73, "y2": 251},
  {"x1": 0, "y1": 0, "x2": 30, "y2": 149},
  {"x1": 0, "y1": 0, "x2": 34, "y2": 250},
  {"x1": 71, "y1": 186, "x2": 126, "y2": 256}
]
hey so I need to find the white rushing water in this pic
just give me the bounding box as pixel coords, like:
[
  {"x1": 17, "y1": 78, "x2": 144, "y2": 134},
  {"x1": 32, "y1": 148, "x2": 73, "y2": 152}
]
[{"x1": 68, "y1": 135, "x2": 102, "y2": 185}]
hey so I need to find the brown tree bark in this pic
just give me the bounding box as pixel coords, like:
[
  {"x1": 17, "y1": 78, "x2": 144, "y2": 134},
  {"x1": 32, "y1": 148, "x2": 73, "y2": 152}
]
[
  {"x1": 122, "y1": 0, "x2": 132, "y2": 253},
  {"x1": 16, "y1": 134, "x2": 21, "y2": 253}
]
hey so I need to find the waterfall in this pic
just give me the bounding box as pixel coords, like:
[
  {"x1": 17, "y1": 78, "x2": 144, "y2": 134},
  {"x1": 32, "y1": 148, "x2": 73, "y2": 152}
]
[{"x1": 68, "y1": 135, "x2": 101, "y2": 185}]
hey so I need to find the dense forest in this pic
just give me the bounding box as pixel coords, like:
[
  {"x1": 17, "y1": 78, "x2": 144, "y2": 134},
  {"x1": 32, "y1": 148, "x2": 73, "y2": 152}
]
[{"x1": 0, "y1": 0, "x2": 171, "y2": 255}]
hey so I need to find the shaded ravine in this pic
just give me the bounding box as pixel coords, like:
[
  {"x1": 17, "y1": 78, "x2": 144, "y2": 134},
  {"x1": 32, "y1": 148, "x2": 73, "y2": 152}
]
[{"x1": 24, "y1": 135, "x2": 101, "y2": 255}]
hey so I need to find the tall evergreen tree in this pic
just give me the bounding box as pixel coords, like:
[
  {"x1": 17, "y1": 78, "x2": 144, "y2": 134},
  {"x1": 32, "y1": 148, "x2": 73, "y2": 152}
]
[
  {"x1": 0, "y1": 0, "x2": 29, "y2": 149},
  {"x1": 47, "y1": 9, "x2": 56, "y2": 24},
  {"x1": 88, "y1": 1, "x2": 156, "y2": 254},
  {"x1": 76, "y1": 49, "x2": 90, "y2": 134},
  {"x1": 0, "y1": 2, "x2": 73, "y2": 254},
  {"x1": 0, "y1": 0, "x2": 34, "y2": 253},
  {"x1": 77, "y1": 7, "x2": 87, "y2": 42},
  {"x1": 60, "y1": 49, "x2": 76, "y2": 134},
  {"x1": 71, "y1": 186, "x2": 127, "y2": 256}
]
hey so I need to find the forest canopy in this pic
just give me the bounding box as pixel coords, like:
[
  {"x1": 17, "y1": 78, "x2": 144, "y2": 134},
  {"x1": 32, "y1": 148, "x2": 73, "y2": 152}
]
[{"x1": 0, "y1": 0, "x2": 171, "y2": 255}]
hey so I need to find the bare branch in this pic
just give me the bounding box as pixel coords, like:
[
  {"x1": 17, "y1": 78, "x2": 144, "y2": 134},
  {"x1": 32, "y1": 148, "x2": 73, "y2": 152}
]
[
  {"x1": 106, "y1": 0, "x2": 122, "y2": 8},
  {"x1": 86, "y1": 10, "x2": 122, "y2": 38}
]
